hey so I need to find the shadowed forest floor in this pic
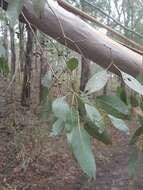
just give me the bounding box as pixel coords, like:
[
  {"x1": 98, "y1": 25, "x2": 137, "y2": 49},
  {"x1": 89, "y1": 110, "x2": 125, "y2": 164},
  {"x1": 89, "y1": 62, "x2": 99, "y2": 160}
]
[{"x1": 0, "y1": 76, "x2": 143, "y2": 190}]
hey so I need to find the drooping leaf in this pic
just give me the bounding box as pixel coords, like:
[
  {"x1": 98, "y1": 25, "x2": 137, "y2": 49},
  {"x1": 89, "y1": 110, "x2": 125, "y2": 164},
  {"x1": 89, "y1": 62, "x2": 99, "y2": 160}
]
[
  {"x1": 97, "y1": 95, "x2": 130, "y2": 119},
  {"x1": 77, "y1": 95, "x2": 112, "y2": 144},
  {"x1": 128, "y1": 145, "x2": 138, "y2": 176},
  {"x1": 32, "y1": 0, "x2": 46, "y2": 18},
  {"x1": 71, "y1": 126, "x2": 96, "y2": 178},
  {"x1": 108, "y1": 115, "x2": 129, "y2": 135},
  {"x1": 7, "y1": 0, "x2": 23, "y2": 27},
  {"x1": 51, "y1": 119, "x2": 64, "y2": 136},
  {"x1": 121, "y1": 71, "x2": 143, "y2": 96},
  {"x1": 67, "y1": 57, "x2": 79, "y2": 71},
  {"x1": 52, "y1": 96, "x2": 70, "y2": 121},
  {"x1": 85, "y1": 70, "x2": 108, "y2": 94},
  {"x1": 65, "y1": 109, "x2": 78, "y2": 132},
  {"x1": 85, "y1": 118, "x2": 112, "y2": 145},
  {"x1": 85, "y1": 104, "x2": 105, "y2": 133}
]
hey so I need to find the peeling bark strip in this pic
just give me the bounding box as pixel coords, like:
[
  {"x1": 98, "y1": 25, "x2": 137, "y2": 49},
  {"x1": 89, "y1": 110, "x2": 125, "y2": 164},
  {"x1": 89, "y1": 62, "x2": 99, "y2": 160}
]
[{"x1": 0, "y1": 0, "x2": 143, "y2": 77}]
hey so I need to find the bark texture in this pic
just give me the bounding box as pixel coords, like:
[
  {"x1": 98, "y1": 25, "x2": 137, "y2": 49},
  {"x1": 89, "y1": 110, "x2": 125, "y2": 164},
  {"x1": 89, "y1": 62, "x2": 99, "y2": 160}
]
[{"x1": 21, "y1": 25, "x2": 34, "y2": 107}]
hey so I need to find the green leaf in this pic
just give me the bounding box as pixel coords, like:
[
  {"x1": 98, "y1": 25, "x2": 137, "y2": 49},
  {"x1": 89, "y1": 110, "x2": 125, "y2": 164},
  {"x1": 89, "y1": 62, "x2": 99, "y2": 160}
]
[
  {"x1": 65, "y1": 109, "x2": 78, "y2": 132},
  {"x1": 85, "y1": 104, "x2": 105, "y2": 133},
  {"x1": 7, "y1": 0, "x2": 23, "y2": 27},
  {"x1": 67, "y1": 57, "x2": 79, "y2": 71},
  {"x1": 32, "y1": 0, "x2": 46, "y2": 18},
  {"x1": 85, "y1": 70, "x2": 108, "y2": 94},
  {"x1": 128, "y1": 145, "x2": 137, "y2": 176},
  {"x1": 121, "y1": 71, "x2": 143, "y2": 96},
  {"x1": 51, "y1": 119, "x2": 64, "y2": 136},
  {"x1": 85, "y1": 118, "x2": 112, "y2": 145},
  {"x1": 52, "y1": 96, "x2": 70, "y2": 121},
  {"x1": 97, "y1": 96, "x2": 130, "y2": 119},
  {"x1": 108, "y1": 115, "x2": 129, "y2": 135},
  {"x1": 41, "y1": 71, "x2": 52, "y2": 88},
  {"x1": 66, "y1": 109, "x2": 78, "y2": 125},
  {"x1": 71, "y1": 127, "x2": 96, "y2": 178}
]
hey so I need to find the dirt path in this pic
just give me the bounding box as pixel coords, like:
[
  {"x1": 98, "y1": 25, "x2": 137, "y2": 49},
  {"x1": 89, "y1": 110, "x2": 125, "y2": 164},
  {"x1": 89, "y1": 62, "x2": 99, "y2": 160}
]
[{"x1": 0, "y1": 77, "x2": 143, "y2": 190}]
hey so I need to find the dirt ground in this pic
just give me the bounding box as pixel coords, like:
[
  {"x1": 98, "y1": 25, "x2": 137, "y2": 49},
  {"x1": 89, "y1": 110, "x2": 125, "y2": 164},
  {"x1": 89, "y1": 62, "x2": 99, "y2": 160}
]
[{"x1": 0, "y1": 76, "x2": 143, "y2": 190}]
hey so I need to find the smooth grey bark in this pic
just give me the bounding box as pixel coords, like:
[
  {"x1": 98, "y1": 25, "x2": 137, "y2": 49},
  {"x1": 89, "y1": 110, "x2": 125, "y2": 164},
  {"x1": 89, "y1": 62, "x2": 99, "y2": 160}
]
[{"x1": 1, "y1": 0, "x2": 143, "y2": 77}]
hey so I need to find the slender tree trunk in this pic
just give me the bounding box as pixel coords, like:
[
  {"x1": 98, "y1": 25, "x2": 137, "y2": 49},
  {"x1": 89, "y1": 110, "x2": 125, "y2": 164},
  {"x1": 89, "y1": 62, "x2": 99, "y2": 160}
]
[
  {"x1": 2, "y1": 22, "x2": 9, "y2": 62},
  {"x1": 21, "y1": 25, "x2": 34, "y2": 107},
  {"x1": 19, "y1": 22, "x2": 25, "y2": 72},
  {"x1": 9, "y1": 26, "x2": 16, "y2": 76},
  {"x1": 39, "y1": 34, "x2": 49, "y2": 103},
  {"x1": 34, "y1": 38, "x2": 39, "y2": 71}
]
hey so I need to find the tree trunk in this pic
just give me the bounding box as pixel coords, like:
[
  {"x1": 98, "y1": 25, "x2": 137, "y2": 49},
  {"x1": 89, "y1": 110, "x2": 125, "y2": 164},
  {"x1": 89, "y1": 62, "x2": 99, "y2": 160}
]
[
  {"x1": 19, "y1": 22, "x2": 25, "y2": 72},
  {"x1": 80, "y1": 0, "x2": 90, "y2": 91},
  {"x1": 2, "y1": 22, "x2": 9, "y2": 62},
  {"x1": 39, "y1": 34, "x2": 49, "y2": 103},
  {"x1": 21, "y1": 25, "x2": 34, "y2": 107},
  {"x1": 21, "y1": 0, "x2": 143, "y2": 77},
  {"x1": 9, "y1": 26, "x2": 16, "y2": 76}
]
